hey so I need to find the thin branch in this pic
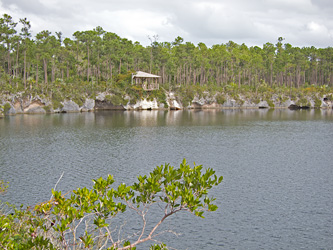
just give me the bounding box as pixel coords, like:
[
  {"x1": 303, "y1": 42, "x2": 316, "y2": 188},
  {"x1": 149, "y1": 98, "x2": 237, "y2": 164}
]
[
  {"x1": 104, "y1": 226, "x2": 115, "y2": 244},
  {"x1": 117, "y1": 219, "x2": 127, "y2": 244},
  {"x1": 137, "y1": 208, "x2": 147, "y2": 241},
  {"x1": 50, "y1": 171, "x2": 65, "y2": 200},
  {"x1": 117, "y1": 209, "x2": 179, "y2": 250}
]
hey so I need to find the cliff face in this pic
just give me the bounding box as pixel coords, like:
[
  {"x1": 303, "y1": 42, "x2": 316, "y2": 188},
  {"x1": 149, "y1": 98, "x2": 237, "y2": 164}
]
[{"x1": 0, "y1": 91, "x2": 332, "y2": 116}]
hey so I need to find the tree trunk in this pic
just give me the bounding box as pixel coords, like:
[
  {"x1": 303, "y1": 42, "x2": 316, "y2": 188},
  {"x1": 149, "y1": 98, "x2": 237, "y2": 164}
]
[
  {"x1": 87, "y1": 46, "x2": 90, "y2": 82},
  {"x1": 43, "y1": 58, "x2": 48, "y2": 87},
  {"x1": 36, "y1": 60, "x2": 39, "y2": 89},
  {"x1": 24, "y1": 50, "x2": 27, "y2": 89},
  {"x1": 296, "y1": 67, "x2": 300, "y2": 88},
  {"x1": 216, "y1": 65, "x2": 220, "y2": 84},
  {"x1": 162, "y1": 64, "x2": 165, "y2": 84},
  {"x1": 7, "y1": 49, "x2": 12, "y2": 85},
  {"x1": 16, "y1": 43, "x2": 19, "y2": 87},
  {"x1": 193, "y1": 70, "x2": 196, "y2": 85},
  {"x1": 97, "y1": 52, "x2": 100, "y2": 83},
  {"x1": 249, "y1": 68, "x2": 252, "y2": 86},
  {"x1": 51, "y1": 61, "x2": 55, "y2": 84},
  {"x1": 270, "y1": 63, "x2": 273, "y2": 85},
  {"x1": 67, "y1": 63, "x2": 70, "y2": 79},
  {"x1": 238, "y1": 71, "x2": 241, "y2": 88},
  {"x1": 109, "y1": 62, "x2": 113, "y2": 82}
]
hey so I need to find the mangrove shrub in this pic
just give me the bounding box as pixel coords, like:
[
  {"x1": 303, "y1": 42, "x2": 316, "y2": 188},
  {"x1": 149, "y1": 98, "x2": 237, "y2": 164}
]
[{"x1": 0, "y1": 159, "x2": 223, "y2": 249}]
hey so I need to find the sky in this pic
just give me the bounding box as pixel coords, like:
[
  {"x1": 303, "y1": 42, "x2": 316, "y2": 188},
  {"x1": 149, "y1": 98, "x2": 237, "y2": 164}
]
[{"x1": 1, "y1": 0, "x2": 332, "y2": 48}]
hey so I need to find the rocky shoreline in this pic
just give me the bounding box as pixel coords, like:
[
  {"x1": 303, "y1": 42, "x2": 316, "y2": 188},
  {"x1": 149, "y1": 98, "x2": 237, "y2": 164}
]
[{"x1": 1, "y1": 91, "x2": 332, "y2": 117}]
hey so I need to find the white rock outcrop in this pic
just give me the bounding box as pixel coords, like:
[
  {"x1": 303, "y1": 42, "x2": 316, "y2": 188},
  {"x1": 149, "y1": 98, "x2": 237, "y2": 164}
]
[
  {"x1": 132, "y1": 98, "x2": 159, "y2": 110},
  {"x1": 81, "y1": 99, "x2": 95, "y2": 112},
  {"x1": 61, "y1": 100, "x2": 80, "y2": 113}
]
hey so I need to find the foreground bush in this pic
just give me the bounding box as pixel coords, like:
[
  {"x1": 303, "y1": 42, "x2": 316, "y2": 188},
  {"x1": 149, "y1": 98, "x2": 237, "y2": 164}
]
[{"x1": 0, "y1": 159, "x2": 223, "y2": 249}]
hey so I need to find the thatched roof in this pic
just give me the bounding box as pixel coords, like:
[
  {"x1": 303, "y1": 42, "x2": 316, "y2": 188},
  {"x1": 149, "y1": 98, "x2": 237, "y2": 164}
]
[{"x1": 132, "y1": 71, "x2": 161, "y2": 78}]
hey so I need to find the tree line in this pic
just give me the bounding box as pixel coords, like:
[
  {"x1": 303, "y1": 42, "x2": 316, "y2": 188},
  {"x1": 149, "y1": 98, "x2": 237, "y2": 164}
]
[{"x1": 0, "y1": 13, "x2": 332, "y2": 94}]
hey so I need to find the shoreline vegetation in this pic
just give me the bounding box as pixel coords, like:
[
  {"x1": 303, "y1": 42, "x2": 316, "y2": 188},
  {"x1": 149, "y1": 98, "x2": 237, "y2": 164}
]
[{"x1": 0, "y1": 13, "x2": 332, "y2": 116}]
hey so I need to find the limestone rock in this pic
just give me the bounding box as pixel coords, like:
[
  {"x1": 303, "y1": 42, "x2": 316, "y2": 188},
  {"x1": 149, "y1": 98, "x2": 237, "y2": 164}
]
[
  {"x1": 242, "y1": 100, "x2": 257, "y2": 108},
  {"x1": 222, "y1": 99, "x2": 239, "y2": 108},
  {"x1": 81, "y1": 98, "x2": 95, "y2": 112},
  {"x1": 190, "y1": 102, "x2": 203, "y2": 109},
  {"x1": 95, "y1": 100, "x2": 125, "y2": 110},
  {"x1": 169, "y1": 99, "x2": 183, "y2": 110},
  {"x1": 23, "y1": 101, "x2": 44, "y2": 113},
  {"x1": 61, "y1": 100, "x2": 80, "y2": 113},
  {"x1": 7, "y1": 105, "x2": 16, "y2": 115},
  {"x1": 191, "y1": 95, "x2": 215, "y2": 108},
  {"x1": 257, "y1": 101, "x2": 269, "y2": 108},
  {"x1": 192, "y1": 96, "x2": 206, "y2": 106},
  {"x1": 96, "y1": 92, "x2": 106, "y2": 101},
  {"x1": 282, "y1": 99, "x2": 294, "y2": 108},
  {"x1": 322, "y1": 97, "x2": 332, "y2": 108},
  {"x1": 202, "y1": 103, "x2": 220, "y2": 109},
  {"x1": 13, "y1": 101, "x2": 24, "y2": 113},
  {"x1": 158, "y1": 102, "x2": 166, "y2": 109},
  {"x1": 133, "y1": 99, "x2": 159, "y2": 110},
  {"x1": 25, "y1": 106, "x2": 46, "y2": 114}
]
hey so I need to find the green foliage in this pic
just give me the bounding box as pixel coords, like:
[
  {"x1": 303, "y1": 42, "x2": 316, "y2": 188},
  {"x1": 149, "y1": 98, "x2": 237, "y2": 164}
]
[
  {"x1": 192, "y1": 85, "x2": 206, "y2": 99},
  {"x1": 229, "y1": 93, "x2": 244, "y2": 106},
  {"x1": 148, "y1": 89, "x2": 168, "y2": 107},
  {"x1": 276, "y1": 94, "x2": 288, "y2": 104},
  {"x1": 132, "y1": 159, "x2": 222, "y2": 218},
  {"x1": 3, "y1": 103, "x2": 11, "y2": 114},
  {"x1": 252, "y1": 96, "x2": 261, "y2": 105},
  {"x1": 266, "y1": 99, "x2": 275, "y2": 108},
  {"x1": 0, "y1": 160, "x2": 222, "y2": 250},
  {"x1": 289, "y1": 91, "x2": 297, "y2": 100},
  {"x1": 296, "y1": 97, "x2": 310, "y2": 107},
  {"x1": 127, "y1": 85, "x2": 144, "y2": 103},
  {"x1": 150, "y1": 243, "x2": 168, "y2": 250},
  {"x1": 0, "y1": 204, "x2": 56, "y2": 249},
  {"x1": 110, "y1": 94, "x2": 127, "y2": 106},
  {"x1": 177, "y1": 85, "x2": 195, "y2": 107},
  {"x1": 51, "y1": 92, "x2": 64, "y2": 109},
  {"x1": 43, "y1": 105, "x2": 52, "y2": 113},
  {"x1": 0, "y1": 180, "x2": 8, "y2": 194},
  {"x1": 215, "y1": 93, "x2": 226, "y2": 105},
  {"x1": 314, "y1": 97, "x2": 322, "y2": 108},
  {"x1": 105, "y1": 94, "x2": 112, "y2": 102},
  {"x1": 108, "y1": 85, "x2": 128, "y2": 106},
  {"x1": 72, "y1": 96, "x2": 84, "y2": 107},
  {"x1": 116, "y1": 72, "x2": 133, "y2": 86}
]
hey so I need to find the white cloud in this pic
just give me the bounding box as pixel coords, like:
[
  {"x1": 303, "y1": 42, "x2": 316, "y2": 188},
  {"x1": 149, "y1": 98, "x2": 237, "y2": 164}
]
[
  {"x1": 0, "y1": 0, "x2": 332, "y2": 47},
  {"x1": 82, "y1": 9, "x2": 178, "y2": 44},
  {"x1": 307, "y1": 21, "x2": 324, "y2": 32}
]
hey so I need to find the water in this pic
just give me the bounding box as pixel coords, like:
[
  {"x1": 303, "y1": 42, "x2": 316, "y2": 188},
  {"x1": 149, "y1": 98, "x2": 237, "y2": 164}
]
[{"x1": 1, "y1": 109, "x2": 333, "y2": 249}]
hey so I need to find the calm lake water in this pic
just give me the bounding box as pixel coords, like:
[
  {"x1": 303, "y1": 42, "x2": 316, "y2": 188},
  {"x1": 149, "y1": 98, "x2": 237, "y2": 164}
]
[{"x1": 1, "y1": 109, "x2": 333, "y2": 249}]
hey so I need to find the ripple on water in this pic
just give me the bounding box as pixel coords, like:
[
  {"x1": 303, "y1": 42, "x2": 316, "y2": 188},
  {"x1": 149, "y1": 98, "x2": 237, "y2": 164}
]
[{"x1": 1, "y1": 110, "x2": 333, "y2": 249}]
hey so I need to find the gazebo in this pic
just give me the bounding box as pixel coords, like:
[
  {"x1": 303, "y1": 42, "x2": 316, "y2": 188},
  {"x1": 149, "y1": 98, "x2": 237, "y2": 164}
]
[{"x1": 131, "y1": 71, "x2": 160, "y2": 91}]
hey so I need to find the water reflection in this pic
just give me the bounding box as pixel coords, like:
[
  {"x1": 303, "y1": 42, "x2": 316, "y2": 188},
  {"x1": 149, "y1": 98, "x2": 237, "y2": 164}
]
[{"x1": 1, "y1": 109, "x2": 331, "y2": 131}]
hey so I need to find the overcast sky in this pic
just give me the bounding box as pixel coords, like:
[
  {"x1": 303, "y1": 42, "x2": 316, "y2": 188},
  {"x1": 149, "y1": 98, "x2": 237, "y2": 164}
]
[{"x1": 1, "y1": 0, "x2": 332, "y2": 48}]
